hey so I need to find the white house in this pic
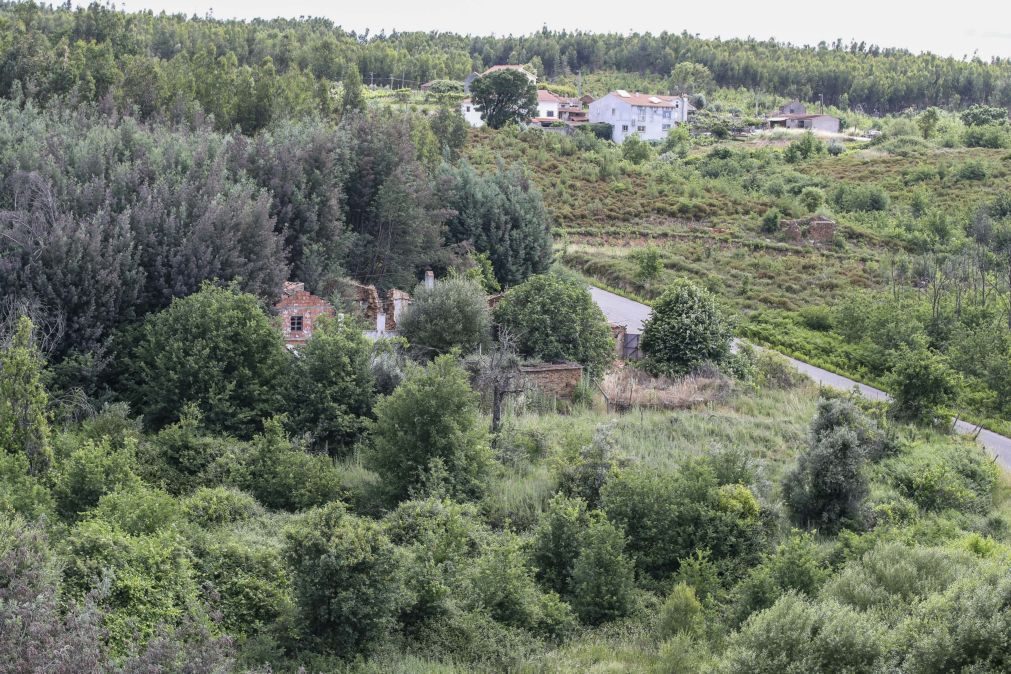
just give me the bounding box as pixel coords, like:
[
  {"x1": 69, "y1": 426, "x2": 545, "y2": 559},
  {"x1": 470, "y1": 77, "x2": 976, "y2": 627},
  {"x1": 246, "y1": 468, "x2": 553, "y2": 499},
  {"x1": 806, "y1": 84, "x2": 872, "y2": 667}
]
[
  {"x1": 460, "y1": 98, "x2": 484, "y2": 127},
  {"x1": 533, "y1": 90, "x2": 561, "y2": 121},
  {"x1": 588, "y1": 91, "x2": 692, "y2": 143}
]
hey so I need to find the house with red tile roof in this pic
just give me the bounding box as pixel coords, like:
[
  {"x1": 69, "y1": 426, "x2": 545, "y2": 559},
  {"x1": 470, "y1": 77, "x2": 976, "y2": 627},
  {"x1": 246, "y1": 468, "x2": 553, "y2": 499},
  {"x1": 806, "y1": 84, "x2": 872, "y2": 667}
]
[{"x1": 588, "y1": 90, "x2": 694, "y2": 143}]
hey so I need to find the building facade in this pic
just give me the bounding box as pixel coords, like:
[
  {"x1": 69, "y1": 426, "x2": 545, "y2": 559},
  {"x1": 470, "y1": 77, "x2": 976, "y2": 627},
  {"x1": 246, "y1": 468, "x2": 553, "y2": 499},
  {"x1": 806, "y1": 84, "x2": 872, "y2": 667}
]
[
  {"x1": 275, "y1": 282, "x2": 335, "y2": 347},
  {"x1": 588, "y1": 91, "x2": 692, "y2": 143}
]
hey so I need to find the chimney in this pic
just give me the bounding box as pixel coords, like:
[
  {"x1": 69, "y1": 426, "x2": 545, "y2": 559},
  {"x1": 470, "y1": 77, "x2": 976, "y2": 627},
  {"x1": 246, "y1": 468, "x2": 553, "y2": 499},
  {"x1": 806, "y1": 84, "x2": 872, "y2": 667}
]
[
  {"x1": 376, "y1": 312, "x2": 386, "y2": 334},
  {"x1": 424, "y1": 269, "x2": 435, "y2": 290}
]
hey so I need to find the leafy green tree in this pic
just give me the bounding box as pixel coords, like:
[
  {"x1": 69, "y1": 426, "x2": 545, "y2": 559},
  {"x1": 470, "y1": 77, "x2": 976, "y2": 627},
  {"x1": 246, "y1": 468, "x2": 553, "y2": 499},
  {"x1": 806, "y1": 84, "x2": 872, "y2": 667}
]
[
  {"x1": 493, "y1": 274, "x2": 614, "y2": 380},
  {"x1": 284, "y1": 501, "x2": 404, "y2": 655},
  {"x1": 658, "y1": 583, "x2": 705, "y2": 637},
  {"x1": 641, "y1": 279, "x2": 734, "y2": 378},
  {"x1": 469, "y1": 70, "x2": 537, "y2": 129},
  {"x1": 783, "y1": 427, "x2": 868, "y2": 532},
  {"x1": 0, "y1": 317, "x2": 52, "y2": 475},
  {"x1": 127, "y1": 283, "x2": 287, "y2": 437},
  {"x1": 622, "y1": 133, "x2": 653, "y2": 164},
  {"x1": 669, "y1": 62, "x2": 714, "y2": 94},
  {"x1": 888, "y1": 343, "x2": 959, "y2": 423},
  {"x1": 784, "y1": 132, "x2": 825, "y2": 163},
  {"x1": 661, "y1": 124, "x2": 692, "y2": 157},
  {"x1": 530, "y1": 493, "x2": 592, "y2": 595},
  {"x1": 730, "y1": 531, "x2": 828, "y2": 623},
  {"x1": 55, "y1": 438, "x2": 140, "y2": 520},
  {"x1": 960, "y1": 104, "x2": 1009, "y2": 127},
  {"x1": 340, "y1": 63, "x2": 365, "y2": 116},
  {"x1": 367, "y1": 355, "x2": 492, "y2": 504},
  {"x1": 569, "y1": 516, "x2": 635, "y2": 625},
  {"x1": 398, "y1": 277, "x2": 492, "y2": 358},
  {"x1": 438, "y1": 161, "x2": 553, "y2": 287},
  {"x1": 429, "y1": 106, "x2": 469, "y2": 159},
  {"x1": 917, "y1": 107, "x2": 940, "y2": 139},
  {"x1": 284, "y1": 315, "x2": 375, "y2": 455},
  {"x1": 799, "y1": 186, "x2": 825, "y2": 212}
]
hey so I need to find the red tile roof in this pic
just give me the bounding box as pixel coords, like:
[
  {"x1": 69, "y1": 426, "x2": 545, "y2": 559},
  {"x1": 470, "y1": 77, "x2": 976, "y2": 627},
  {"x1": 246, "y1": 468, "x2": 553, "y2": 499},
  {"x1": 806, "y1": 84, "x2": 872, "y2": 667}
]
[
  {"x1": 537, "y1": 89, "x2": 561, "y2": 103},
  {"x1": 606, "y1": 91, "x2": 687, "y2": 108}
]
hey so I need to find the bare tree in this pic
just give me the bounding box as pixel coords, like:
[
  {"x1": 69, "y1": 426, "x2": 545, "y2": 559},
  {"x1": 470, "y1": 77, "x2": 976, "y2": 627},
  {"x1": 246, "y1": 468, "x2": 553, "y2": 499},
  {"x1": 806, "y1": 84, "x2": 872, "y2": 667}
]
[{"x1": 473, "y1": 331, "x2": 522, "y2": 435}]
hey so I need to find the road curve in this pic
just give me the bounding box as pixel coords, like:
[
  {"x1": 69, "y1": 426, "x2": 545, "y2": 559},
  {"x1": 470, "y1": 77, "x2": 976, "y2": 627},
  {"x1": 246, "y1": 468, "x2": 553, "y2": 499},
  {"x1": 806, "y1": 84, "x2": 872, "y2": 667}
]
[{"x1": 588, "y1": 285, "x2": 1011, "y2": 471}]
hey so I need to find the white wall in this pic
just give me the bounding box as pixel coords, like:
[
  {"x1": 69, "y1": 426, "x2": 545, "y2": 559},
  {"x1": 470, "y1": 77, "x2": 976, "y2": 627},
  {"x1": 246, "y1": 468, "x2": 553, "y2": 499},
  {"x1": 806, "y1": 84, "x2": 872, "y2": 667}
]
[
  {"x1": 588, "y1": 93, "x2": 690, "y2": 143},
  {"x1": 536, "y1": 100, "x2": 560, "y2": 119},
  {"x1": 460, "y1": 101, "x2": 484, "y2": 128}
]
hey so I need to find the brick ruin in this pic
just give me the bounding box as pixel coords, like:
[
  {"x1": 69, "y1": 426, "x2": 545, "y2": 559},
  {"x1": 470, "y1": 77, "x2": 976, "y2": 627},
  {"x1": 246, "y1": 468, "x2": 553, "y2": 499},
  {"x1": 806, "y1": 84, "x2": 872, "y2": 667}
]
[
  {"x1": 782, "y1": 216, "x2": 837, "y2": 246},
  {"x1": 275, "y1": 282, "x2": 335, "y2": 346}
]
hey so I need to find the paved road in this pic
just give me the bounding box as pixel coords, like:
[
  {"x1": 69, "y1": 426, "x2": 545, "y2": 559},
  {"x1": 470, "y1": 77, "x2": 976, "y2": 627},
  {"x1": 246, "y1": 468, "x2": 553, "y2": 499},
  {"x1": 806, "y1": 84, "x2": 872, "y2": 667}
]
[{"x1": 589, "y1": 285, "x2": 1011, "y2": 470}]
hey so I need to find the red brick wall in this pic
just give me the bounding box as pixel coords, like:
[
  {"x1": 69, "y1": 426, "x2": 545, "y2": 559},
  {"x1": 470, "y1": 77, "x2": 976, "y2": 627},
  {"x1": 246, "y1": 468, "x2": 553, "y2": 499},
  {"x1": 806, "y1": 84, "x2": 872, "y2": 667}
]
[{"x1": 275, "y1": 290, "x2": 335, "y2": 345}]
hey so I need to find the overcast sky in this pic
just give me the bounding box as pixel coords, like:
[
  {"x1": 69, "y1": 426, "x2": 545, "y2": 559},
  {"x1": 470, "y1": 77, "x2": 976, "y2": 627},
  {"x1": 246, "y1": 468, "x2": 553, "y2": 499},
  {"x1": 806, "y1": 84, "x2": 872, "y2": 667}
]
[{"x1": 93, "y1": 0, "x2": 1011, "y2": 60}]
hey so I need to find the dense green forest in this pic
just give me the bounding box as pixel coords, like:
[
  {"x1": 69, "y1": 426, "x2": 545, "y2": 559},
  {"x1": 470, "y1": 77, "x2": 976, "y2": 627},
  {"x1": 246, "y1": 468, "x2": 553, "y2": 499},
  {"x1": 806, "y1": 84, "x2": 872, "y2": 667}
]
[
  {"x1": 4, "y1": 3, "x2": 1011, "y2": 673},
  {"x1": 3, "y1": 0, "x2": 1011, "y2": 129}
]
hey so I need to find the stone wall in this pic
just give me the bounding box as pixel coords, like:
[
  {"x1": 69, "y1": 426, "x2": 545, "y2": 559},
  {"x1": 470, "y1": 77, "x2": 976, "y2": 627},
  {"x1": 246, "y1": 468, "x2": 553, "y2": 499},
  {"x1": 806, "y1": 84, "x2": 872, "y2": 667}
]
[
  {"x1": 519, "y1": 362, "x2": 584, "y2": 399},
  {"x1": 275, "y1": 283, "x2": 335, "y2": 346}
]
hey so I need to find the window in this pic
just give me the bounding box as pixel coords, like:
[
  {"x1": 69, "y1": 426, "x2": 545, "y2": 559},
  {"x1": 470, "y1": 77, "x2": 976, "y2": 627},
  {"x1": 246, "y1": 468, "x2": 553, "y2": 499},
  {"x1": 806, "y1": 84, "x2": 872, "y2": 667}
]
[
  {"x1": 547, "y1": 110, "x2": 554, "y2": 117},
  {"x1": 611, "y1": 107, "x2": 616, "y2": 116},
  {"x1": 621, "y1": 125, "x2": 629, "y2": 132},
  {"x1": 637, "y1": 107, "x2": 646, "y2": 121},
  {"x1": 466, "y1": 106, "x2": 471, "y2": 112},
  {"x1": 637, "y1": 125, "x2": 646, "y2": 133},
  {"x1": 290, "y1": 315, "x2": 303, "y2": 332},
  {"x1": 662, "y1": 109, "x2": 671, "y2": 119},
  {"x1": 662, "y1": 124, "x2": 671, "y2": 131}
]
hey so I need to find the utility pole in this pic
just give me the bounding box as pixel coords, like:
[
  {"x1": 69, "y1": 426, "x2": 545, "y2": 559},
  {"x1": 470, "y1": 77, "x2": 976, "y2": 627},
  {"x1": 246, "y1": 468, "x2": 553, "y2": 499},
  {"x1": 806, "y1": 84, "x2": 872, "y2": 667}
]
[
  {"x1": 389, "y1": 74, "x2": 394, "y2": 88},
  {"x1": 820, "y1": 93, "x2": 825, "y2": 114},
  {"x1": 577, "y1": 70, "x2": 582, "y2": 97},
  {"x1": 369, "y1": 72, "x2": 374, "y2": 87}
]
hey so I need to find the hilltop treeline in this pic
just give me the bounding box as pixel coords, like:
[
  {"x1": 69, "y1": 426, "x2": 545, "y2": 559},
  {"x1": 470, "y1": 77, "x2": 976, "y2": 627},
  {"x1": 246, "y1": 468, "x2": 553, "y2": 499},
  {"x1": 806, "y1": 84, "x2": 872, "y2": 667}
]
[{"x1": 2, "y1": 1, "x2": 1010, "y2": 129}]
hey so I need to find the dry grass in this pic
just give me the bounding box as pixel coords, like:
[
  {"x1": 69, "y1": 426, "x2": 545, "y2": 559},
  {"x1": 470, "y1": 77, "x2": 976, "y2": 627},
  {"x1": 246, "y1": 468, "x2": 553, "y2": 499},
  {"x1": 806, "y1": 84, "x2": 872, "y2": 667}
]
[{"x1": 599, "y1": 366, "x2": 732, "y2": 411}]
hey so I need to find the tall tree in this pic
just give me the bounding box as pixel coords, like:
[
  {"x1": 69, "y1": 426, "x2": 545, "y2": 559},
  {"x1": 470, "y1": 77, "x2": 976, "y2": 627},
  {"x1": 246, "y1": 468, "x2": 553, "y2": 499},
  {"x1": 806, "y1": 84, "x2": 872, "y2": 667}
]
[
  {"x1": 0, "y1": 317, "x2": 52, "y2": 476},
  {"x1": 469, "y1": 70, "x2": 537, "y2": 129}
]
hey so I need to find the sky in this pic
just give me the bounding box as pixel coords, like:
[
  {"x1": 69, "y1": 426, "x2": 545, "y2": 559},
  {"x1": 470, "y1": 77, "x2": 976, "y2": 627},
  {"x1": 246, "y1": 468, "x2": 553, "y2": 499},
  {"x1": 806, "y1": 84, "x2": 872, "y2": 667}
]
[{"x1": 95, "y1": 0, "x2": 1011, "y2": 60}]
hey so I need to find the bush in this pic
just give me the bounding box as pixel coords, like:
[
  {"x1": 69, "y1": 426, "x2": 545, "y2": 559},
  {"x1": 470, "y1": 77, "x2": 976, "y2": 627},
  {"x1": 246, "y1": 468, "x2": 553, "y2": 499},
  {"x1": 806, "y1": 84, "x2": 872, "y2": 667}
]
[
  {"x1": 0, "y1": 317, "x2": 52, "y2": 476},
  {"x1": 465, "y1": 535, "x2": 576, "y2": 640},
  {"x1": 799, "y1": 305, "x2": 833, "y2": 331},
  {"x1": 730, "y1": 531, "x2": 828, "y2": 623},
  {"x1": 530, "y1": 493, "x2": 591, "y2": 595},
  {"x1": 963, "y1": 124, "x2": 1010, "y2": 148},
  {"x1": 955, "y1": 159, "x2": 989, "y2": 180},
  {"x1": 234, "y1": 418, "x2": 344, "y2": 511},
  {"x1": 283, "y1": 314, "x2": 375, "y2": 456},
  {"x1": 799, "y1": 186, "x2": 825, "y2": 212},
  {"x1": 62, "y1": 519, "x2": 206, "y2": 650},
  {"x1": 493, "y1": 274, "x2": 615, "y2": 380},
  {"x1": 783, "y1": 427, "x2": 868, "y2": 533},
  {"x1": 641, "y1": 279, "x2": 735, "y2": 378},
  {"x1": 91, "y1": 485, "x2": 183, "y2": 536},
  {"x1": 0, "y1": 452, "x2": 54, "y2": 519},
  {"x1": 832, "y1": 183, "x2": 890, "y2": 212},
  {"x1": 569, "y1": 516, "x2": 635, "y2": 625},
  {"x1": 55, "y1": 438, "x2": 140, "y2": 520},
  {"x1": 399, "y1": 277, "x2": 491, "y2": 358},
  {"x1": 621, "y1": 134, "x2": 653, "y2": 164},
  {"x1": 783, "y1": 132, "x2": 825, "y2": 163},
  {"x1": 285, "y1": 502, "x2": 405, "y2": 655},
  {"x1": 601, "y1": 462, "x2": 767, "y2": 582},
  {"x1": 754, "y1": 351, "x2": 807, "y2": 390},
  {"x1": 183, "y1": 486, "x2": 263, "y2": 527},
  {"x1": 658, "y1": 583, "x2": 705, "y2": 638},
  {"x1": 367, "y1": 355, "x2": 492, "y2": 504},
  {"x1": 716, "y1": 593, "x2": 887, "y2": 673},
  {"x1": 760, "y1": 208, "x2": 781, "y2": 234},
  {"x1": 127, "y1": 283, "x2": 286, "y2": 437},
  {"x1": 135, "y1": 407, "x2": 236, "y2": 494},
  {"x1": 888, "y1": 344, "x2": 958, "y2": 423},
  {"x1": 810, "y1": 397, "x2": 894, "y2": 461}
]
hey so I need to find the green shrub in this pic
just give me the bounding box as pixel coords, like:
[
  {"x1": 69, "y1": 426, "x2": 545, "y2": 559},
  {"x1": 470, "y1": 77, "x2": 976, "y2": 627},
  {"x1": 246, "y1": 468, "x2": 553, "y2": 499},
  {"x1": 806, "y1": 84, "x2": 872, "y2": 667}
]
[
  {"x1": 135, "y1": 407, "x2": 236, "y2": 494},
  {"x1": 955, "y1": 159, "x2": 989, "y2": 180},
  {"x1": 716, "y1": 593, "x2": 887, "y2": 673},
  {"x1": 730, "y1": 531, "x2": 828, "y2": 624},
  {"x1": 888, "y1": 344, "x2": 958, "y2": 424},
  {"x1": 367, "y1": 355, "x2": 492, "y2": 504},
  {"x1": 234, "y1": 419, "x2": 344, "y2": 511},
  {"x1": 799, "y1": 186, "x2": 825, "y2": 212},
  {"x1": 465, "y1": 534, "x2": 576, "y2": 640},
  {"x1": 783, "y1": 427, "x2": 868, "y2": 533},
  {"x1": 0, "y1": 317, "x2": 52, "y2": 476},
  {"x1": 126, "y1": 283, "x2": 287, "y2": 437},
  {"x1": 284, "y1": 502, "x2": 405, "y2": 655},
  {"x1": 192, "y1": 527, "x2": 292, "y2": 637},
  {"x1": 399, "y1": 277, "x2": 492, "y2": 359},
  {"x1": 91, "y1": 485, "x2": 183, "y2": 536},
  {"x1": 569, "y1": 515, "x2": 635, "y2": 625},
  {"x1": 641, "y1": 279, "x2": 735, "y2": 378},
  {"x1": 0, "y1": 452, "x2": 54, "y2": 519},
  {"x1": 183, "y1": 486, "x2": 263, "y2": 527},
  {"x1": 963, "y1": 125, "x2": 1010, "y2": 148},
  {"x1": 783, "y1": 132, "x2": 825, "y2": 163},
  {"x1": 831, "y1": 183, "x2": 890, "y2": 212},
  {"x1": 62, "y1": 519, "x2": 206, "y2": 650},
  {"x1": 494, "y1": 274, "x2": 615, "y2": 380},
  {"x1": 530, "y1": 493, "x2": 591, "y2": 595},
  {"x1": 760, "y1": 208, "x2": 781, "y2": 234},
  {"x1": 658, "y1": 583, "x2": 704, "y2": 638},
  {"x1": 283, "y1": 314, "x2": 375, "y2": 456},
  {"x1": 55, "y1": 438, "x2": 140, "y2": 520},
  {"x1": 799, "y1": 306, "x2": 833, "y2": 331}
]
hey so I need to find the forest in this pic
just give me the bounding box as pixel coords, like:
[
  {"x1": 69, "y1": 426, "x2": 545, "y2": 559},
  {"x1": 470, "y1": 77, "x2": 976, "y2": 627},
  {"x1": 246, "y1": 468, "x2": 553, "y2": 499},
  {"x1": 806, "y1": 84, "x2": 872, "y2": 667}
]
[{"x1": 4, "y1": 3, "x2": 1011, "y2": 673}]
